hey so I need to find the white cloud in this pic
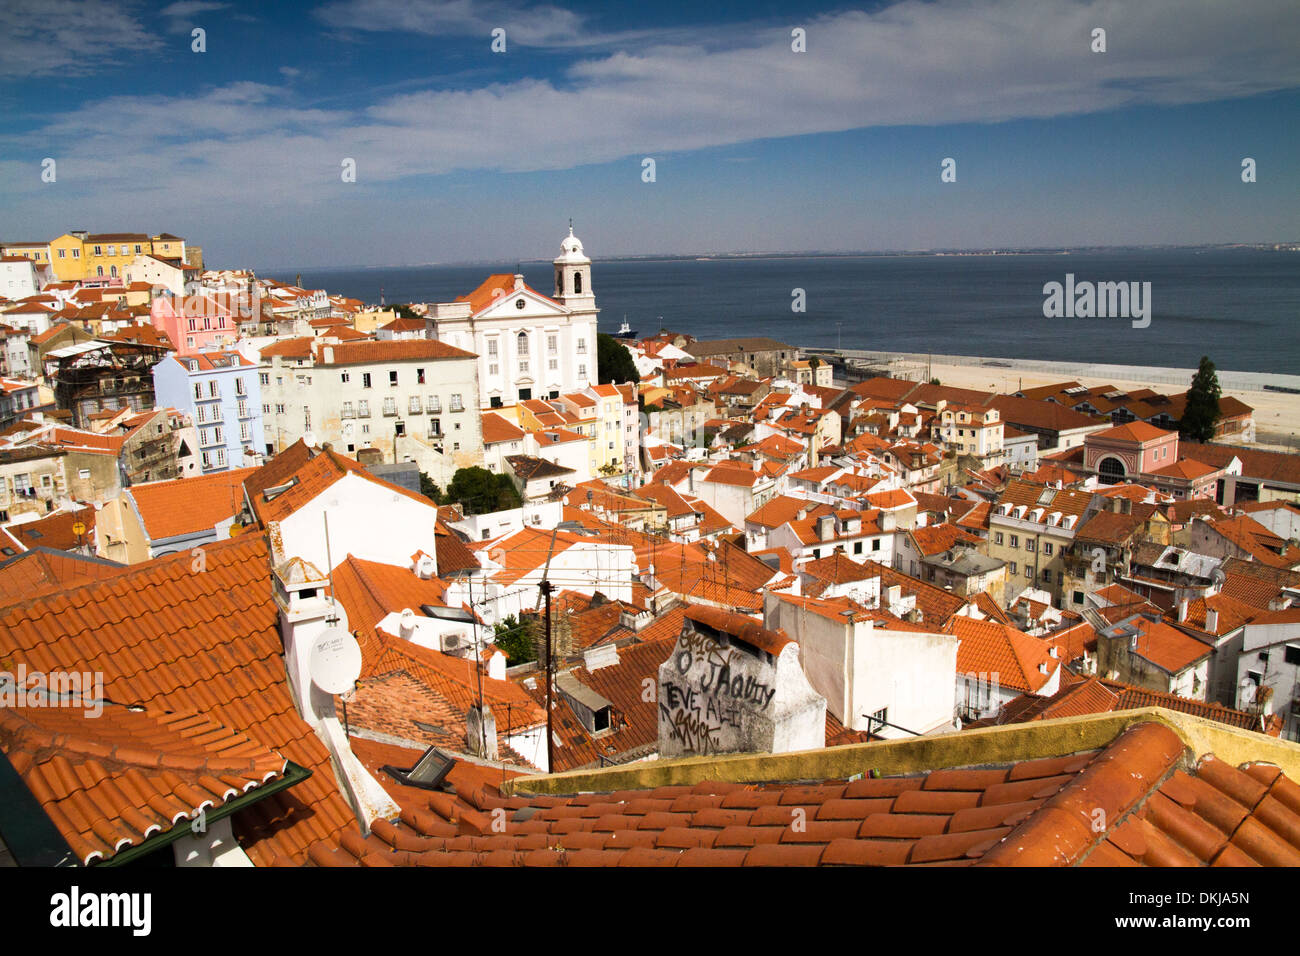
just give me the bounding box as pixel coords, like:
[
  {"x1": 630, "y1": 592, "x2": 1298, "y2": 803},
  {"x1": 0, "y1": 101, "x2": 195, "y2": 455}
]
[
  {"x1": 3, "y1": 0, "x2": 1298, "y2": 252},
  {"x1": 0, "y1": 0, "x2": 161, "y2": 77}
]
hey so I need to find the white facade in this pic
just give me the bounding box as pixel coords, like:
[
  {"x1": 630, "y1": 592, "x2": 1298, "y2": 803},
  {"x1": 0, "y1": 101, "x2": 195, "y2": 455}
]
[
  {"x1": 426, "y1": 228, "x2": 598, "y2": 409},
  {"x1": 0, "y1": 258, "x2": 38, "y2": 299}
]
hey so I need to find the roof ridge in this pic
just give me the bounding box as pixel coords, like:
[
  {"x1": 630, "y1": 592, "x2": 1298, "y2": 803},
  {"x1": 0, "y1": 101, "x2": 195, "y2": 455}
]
[{"x1": 979, "y1": 722, "x2": 1187, "y2": 866}]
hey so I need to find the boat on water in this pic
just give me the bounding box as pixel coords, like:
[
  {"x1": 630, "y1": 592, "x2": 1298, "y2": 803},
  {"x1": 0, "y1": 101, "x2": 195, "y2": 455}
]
[{"x1": 612, "y1": 318, "x2": 637, "y2": 339}]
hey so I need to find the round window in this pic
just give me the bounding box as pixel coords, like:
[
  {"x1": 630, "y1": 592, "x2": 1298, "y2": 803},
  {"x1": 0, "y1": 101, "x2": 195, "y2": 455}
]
[{"x1": 515, "y1": 298, "x2": 525, "y2": 309}]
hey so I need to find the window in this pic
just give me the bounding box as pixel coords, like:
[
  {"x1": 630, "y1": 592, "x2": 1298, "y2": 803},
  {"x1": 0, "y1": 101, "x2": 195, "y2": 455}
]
[
  {"x1": 208, "y1": 380, "x2": 218, "y2": 398},
  {"x1": 342, "y1": 402, "x2": 355, "y2": 418},
  {"x1": 201, "y1": 451, "x2": 211, "y2": 469},
  {"x1": 362, "y1": 424, "x2": 370, "y2": 434},
  {"x1": 1043, "y1": 542, "x2": 1053, "y2": 556},
  {"x1": 416, "y1": 368, "x2": 425, "y2": 384},
  {"x1": 216, "y1": 448, "x2": 226, "y2": 467},
  {"x1": 487, "y1": 339, "x2": 498, "y2": 357},
  {"x1": 488, "y1": 364, "x2": 499, "y2": 376},
  {"x1": 1009, "y1": 535, "x2": 1019, "y2": 548},
  {"x1": 1073, "y1": 590, "x2": 1085, "y2": 605},
  {"x1": 275, "y1": 404, "x2": 285, "y2": 414},
  {"x1": 1287, "y1": 646, "x2": 1300, "y2": 666},
  {"x1": 263, "y1": 404, "x2": 270, "y2": 414},
  {"x1": 1025, "y1": 567, "x2": 1033, "y2": 578},
  {"x1": 358, "y1": 400, "x2": 370, "y2": 417},
  {"x1": 196, "y1": 404, "x2": 206, "y2": 424},
  {"x1": 1010, "y1": 561, "x2": 1018, "y2": 575},
  {"x1": 427, "y1": 395, "x2": 441, "y2": 413},
  {"x1": 576, "y1": 338, "x2": 587, "y2": 354},
  {"x1": 872, "y1": 539, "x2": 881, "y2": 551},
  {"x1": 547, "y1": 334, "x2": 558, "y2": 354},
  {"x1": 106, "y1": 245, "x2": 116, "y2": 256},
  {"x1": 549, "y1": 358, "x2": 558, "y2": 371},
  {"x1": 78, "y1": 468, "x2": 91, "y2": 480},
  {"x1": 449, "y1": 394, "x2": 464, "y2": 412},
  {"x1": 1026, "y1": 539, "x2": 1035, "y2": 552},
  {"x1": 429, "y1": 418, "x2": 441, "y2": 436},
  {"x1": 240, "y1": 422, "x2": 251, "y2": 442},
  {"x1": 854, "y1": 541, "x2": 863, "y2": 555},
  {"x1": 408, "y1": 396, "x2": 421, "y2": 414},
  {"x1": 237, "y1": 399, "x2": 248, "y2": 418},
  {"x1": 303, "y1": 408, "x2": 310, "y2": 429},
  {"x1": 193, "y1": 382, "x2": 203, "y2": 401},
  {"x1": 362, "y1": 372, "x2": 372, "y2": 388},
  {"x1": 389, "y1": 370, "x2": 398, "y2": 387},
  {"x1": 259, "y1": 372, "x2": 269, "y2": 385},
  {"x1": 867, "y1": 707, "x2": 888, "y2": 734},
  {"x1": 994, "y1": 532, "x2": 1004, "y2": 545},
  {"x1": 72, "y1": 249, "x2": 79, "y2": 258},
  {"x1": 134, "y1": 244, "x2": 142, "y2": 254},
  {"x1": 58, "y1": 248, "x2": 65, "y2": 259},
  {"x1": 519, "y1": 360, "x2": 530, "y2": 374},
  {"x1": 578, "y1": 364, "x2": 587, "y2": 379},
  {"x1": 383, "y1": 397, "x2": 397, "y2": 416},
  {"x1": 1042, "y1": 568, "x2": 1052, "y2": 581},
  {"x1": 340, "y1": 371, "x2": 350, "y2": 384}
]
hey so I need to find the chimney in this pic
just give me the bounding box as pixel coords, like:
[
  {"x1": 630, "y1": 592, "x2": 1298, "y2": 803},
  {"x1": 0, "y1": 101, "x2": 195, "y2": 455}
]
[
  {"x1": 886, "y1": 584, "x2": 902, "y2": 608},
  {"x1": 818, "y1": 514, "x2": 835, "y2": 541},
  {"x1": 414, "y1": 553, "x2": 437, "y2": 579},
  {"x1": 1205, "y1": 607, "x2": 1219, "y2": 633},
  {"x1": 398, "y1": 608, "x2": 417, "y2": 639},
  {"x1": 880, "y1": 510, "x2": 897, "y2": 533},
  {"x1": 513, "y1": 274, "x2": 525, "y2": 291},
  {"x1": 323, "y1": 345, "x2": 334, "y2": 364},
  {"x1": 1178, "y1": 598, "x2": 1189, "y2": 622}
]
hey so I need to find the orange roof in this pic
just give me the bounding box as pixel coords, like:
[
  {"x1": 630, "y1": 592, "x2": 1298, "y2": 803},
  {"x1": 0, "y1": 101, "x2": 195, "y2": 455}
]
[
  {"x1": 259, "y1": 337, "x2": 315, "y2": 359},
  {"x1": 315, "y1": 339, "x2": 476, "y2": 364},
  {"x1": 0, "y1": 705, "x2": 286, "y2": 865},
  {"x1": 303, "y1": 721, "x2": 1300, "y2": 868},
  {"x1": 481, "y1": 411, "x2": 526, "y2": 444},
  {"x1": 456, "y1": 274, "x2": 561, "y2": 315},
  {"x1": 329, "y1": 554, "x2": 450, "y2": 635},
  {"x1": 251, "y1": 448, "x2": 434, "y2": 525},
  {"x1": 746, "y1": 495, "x2": 829, "y2": 529},
  {"x1": 130, "y1": 467, "x2": 257, "y2": 541},
  {"x1": 0, "y1": 535, "x2": 356, "y2": 865},
  {"x1": 1092, "y1": 421, "x2": 1174, "y2": 443},
  {"x1": 943, "y1": 616, "x2": 1058, "y2": 694},
  {"x1": 909, "y1": 523, "x2": 984, "y2": 556},
  {"x1": 1120, "y1": 615, "x2": 1214, "y2": 673},
  {"x1": 0, "y1": 548, "x2": 124, "y2": 603},
  {"x1": 704, "y1": 464, "x2": 757, "y2": 487}
]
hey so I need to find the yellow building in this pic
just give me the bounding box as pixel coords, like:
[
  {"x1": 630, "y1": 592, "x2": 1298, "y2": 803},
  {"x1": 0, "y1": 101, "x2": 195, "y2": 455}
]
[{"x1": 14, "y1": 231, "x2": 190, "y2": 282}]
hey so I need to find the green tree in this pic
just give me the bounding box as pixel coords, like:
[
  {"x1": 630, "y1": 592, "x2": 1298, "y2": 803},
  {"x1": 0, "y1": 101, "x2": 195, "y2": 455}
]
[
  {"x1": 418, "y1": 471, "x2": 442, "y2": 503},
  {"x1": 393, "y1": 303, "x2": 419, "y2": 319},
  {"x1": 443, "y1": 466, "x2": 522, "y2": 515},
  {"x1": 597, "y1": 333, "x2": 639, "y2": 385},
  {"x1": 493, "y1": 614, "x2": 537, "y2": 666},
  {"x1": 1181, "y1": 355, "x2": 1221, "y2": 442}
]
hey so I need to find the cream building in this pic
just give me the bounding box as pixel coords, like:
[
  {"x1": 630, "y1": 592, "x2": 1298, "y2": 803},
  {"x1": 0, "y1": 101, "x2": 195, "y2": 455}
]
[
  {"x1": 425, "y1": 227, "x2": 599, "y2": 409},
  {"x1": 259, "y1": 339, "x2": 484, "y2": 486}
]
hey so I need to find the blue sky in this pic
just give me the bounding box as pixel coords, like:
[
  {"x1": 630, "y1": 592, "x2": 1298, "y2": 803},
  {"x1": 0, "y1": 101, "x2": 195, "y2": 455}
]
[{"x1": 1, "y1": 0, "x2": 1297, "y2": 270}]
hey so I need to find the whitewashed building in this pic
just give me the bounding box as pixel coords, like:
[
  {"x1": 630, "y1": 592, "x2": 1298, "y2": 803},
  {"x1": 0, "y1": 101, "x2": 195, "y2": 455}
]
[{"x1": 425, "y1": 227, "x2": 599, "y2": 409}]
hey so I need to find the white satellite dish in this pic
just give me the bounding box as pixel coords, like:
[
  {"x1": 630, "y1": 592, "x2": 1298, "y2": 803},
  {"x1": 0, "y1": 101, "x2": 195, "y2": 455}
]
[{"x1": 308, "y1": 626, "x2": 362, "y2": 695}]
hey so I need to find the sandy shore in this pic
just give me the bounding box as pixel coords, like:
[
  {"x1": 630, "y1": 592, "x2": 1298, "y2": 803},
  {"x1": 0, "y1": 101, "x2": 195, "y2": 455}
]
[{"x1": 833, "y1": 351, "x2": 1300, "y2": 453}]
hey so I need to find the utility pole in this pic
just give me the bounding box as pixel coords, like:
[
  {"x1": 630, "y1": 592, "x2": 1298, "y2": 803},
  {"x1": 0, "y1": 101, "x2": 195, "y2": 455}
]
[{"x1": 540, "y1": 578, "x2": 554, "y2": 772}]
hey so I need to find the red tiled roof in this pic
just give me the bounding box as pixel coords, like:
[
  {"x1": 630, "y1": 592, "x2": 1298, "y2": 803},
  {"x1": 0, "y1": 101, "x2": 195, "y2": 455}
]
[
  {"x1": 302, "y1": 721, "x2": 1300, "y2": 867},
  {"x1": 1091, "y1": 421, "x2": 1174, "y2": 443},
  {"x1": 0, "y1": 548, "x2": 125, "y2": 603},
  {"x1": 482, "y1": 412, "x2": 526, "y2": 444},
  {"x1": 944, "y1": 616, "x2": 1059, "y2": 694},
  {"x1": 0, "y1": 534, "x2": 357, "y2": 865},
  {"x1": 0, "y1": 705, "x2": 287, "y2": 865},
  {"x1": 315, "y1": 339, "x2": 475, "y2": 364},
  {"x1": 130, "y1": 467, "x2": 257, "y2": 541}
]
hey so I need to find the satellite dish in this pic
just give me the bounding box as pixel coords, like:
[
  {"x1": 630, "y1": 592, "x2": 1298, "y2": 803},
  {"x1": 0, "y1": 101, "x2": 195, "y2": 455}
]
[{"x1": 308, "y1": 626, "x2": 362, "y2": 695}]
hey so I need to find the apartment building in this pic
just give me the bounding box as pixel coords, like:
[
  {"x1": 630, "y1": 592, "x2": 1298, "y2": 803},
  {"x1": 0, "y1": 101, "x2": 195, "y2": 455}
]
[
  {"x1": 987, "y1": 480, "x2": 1103, "y2": 605},
  {"x1": 153, "y1": 350, "x2": 264, "y2": 473},
  {"x1": 260, "y1": 339, "x2": 483, "y2": 486}
]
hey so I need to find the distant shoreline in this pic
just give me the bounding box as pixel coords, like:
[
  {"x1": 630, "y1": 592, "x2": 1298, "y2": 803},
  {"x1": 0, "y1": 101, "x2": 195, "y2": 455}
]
[{"x1": 272, "y1": 243, "x2": 1300, "y2": 274}]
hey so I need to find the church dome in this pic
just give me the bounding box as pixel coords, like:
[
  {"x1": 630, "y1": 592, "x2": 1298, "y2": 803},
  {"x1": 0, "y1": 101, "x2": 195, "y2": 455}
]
[{"x1": 554, "y1": 224, "x2": 589, "y2": 264}]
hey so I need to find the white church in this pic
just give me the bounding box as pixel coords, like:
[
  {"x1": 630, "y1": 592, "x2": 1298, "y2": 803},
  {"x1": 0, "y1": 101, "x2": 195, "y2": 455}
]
[{"x1": 425, "y1": 226, "x2": 599, "y2": 409}]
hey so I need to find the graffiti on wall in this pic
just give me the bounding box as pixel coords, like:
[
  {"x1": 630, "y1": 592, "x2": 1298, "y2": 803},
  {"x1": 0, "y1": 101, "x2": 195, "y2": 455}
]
[{"x1": 658, "y1": 629, "x2": 778, "y2": 756}]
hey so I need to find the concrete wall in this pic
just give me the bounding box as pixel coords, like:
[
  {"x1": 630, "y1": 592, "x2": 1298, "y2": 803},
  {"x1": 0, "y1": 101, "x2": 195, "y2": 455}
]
[{"x1": 657, "y1": 625, "x2": 824, "y2": 759}]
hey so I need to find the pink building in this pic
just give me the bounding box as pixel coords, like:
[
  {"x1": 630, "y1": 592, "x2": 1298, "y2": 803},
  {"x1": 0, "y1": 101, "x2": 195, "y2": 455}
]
[
  {"x1": 150, "y1": 294, "x2": 237, "y2": 355},
  {"x1": 1084, "y1": 421, "x2": 1178, "y2": 481}
]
